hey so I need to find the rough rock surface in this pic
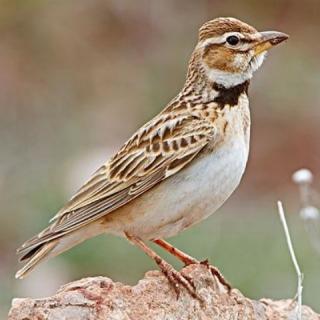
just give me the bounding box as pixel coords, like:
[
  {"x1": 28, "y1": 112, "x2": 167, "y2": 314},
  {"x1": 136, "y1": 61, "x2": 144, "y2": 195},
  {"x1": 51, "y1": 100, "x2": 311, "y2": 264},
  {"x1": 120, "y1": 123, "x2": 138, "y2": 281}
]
[{"x1": 8, "y1": 264, "x2": 319, "y2": 320}]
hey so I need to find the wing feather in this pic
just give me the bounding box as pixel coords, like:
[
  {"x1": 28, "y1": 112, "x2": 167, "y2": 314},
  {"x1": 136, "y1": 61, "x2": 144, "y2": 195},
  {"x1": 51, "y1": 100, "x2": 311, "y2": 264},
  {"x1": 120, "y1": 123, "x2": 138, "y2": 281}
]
[{"x1": 18, "y1": 111, "x2": 216, "y2": 254}]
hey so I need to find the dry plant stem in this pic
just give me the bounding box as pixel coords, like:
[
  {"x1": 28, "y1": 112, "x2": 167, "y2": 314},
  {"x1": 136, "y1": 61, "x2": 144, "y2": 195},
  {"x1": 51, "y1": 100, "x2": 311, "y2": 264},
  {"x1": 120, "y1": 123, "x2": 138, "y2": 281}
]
[
  {"x1": 125, "y1": 233, "x2": 200, "y2": 300},
  {"x1": 277, "y1": 201, "x2": 303, "y2": 320},
  {"x1": 153, "y1": 238, "x2": 232, "y2": 292}
]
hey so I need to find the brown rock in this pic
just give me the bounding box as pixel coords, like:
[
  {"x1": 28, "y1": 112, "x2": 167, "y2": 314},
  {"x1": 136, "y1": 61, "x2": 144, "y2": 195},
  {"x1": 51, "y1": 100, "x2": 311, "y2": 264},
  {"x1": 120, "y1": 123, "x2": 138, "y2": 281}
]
[{"x1": 8, "y1": 264, "x2": 320, "y2": 320}]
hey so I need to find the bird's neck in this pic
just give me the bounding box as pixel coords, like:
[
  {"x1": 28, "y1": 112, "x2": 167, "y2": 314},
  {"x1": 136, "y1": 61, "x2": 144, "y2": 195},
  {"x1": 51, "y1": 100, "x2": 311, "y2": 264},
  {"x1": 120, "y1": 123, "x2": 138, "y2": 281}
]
[
  {"x1": 179, "y1": 72, "x2": 250, "y2": 108},
  {"x1": 180, "y1": 66, "x2": 250, "y2": 107}
]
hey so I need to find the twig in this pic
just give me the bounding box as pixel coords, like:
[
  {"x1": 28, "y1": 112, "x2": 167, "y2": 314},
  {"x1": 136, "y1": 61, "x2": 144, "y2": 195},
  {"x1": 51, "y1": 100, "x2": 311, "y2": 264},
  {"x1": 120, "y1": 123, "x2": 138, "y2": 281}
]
[{"x1": 277, "y1": 201, "x2": 303, "y2": 320}]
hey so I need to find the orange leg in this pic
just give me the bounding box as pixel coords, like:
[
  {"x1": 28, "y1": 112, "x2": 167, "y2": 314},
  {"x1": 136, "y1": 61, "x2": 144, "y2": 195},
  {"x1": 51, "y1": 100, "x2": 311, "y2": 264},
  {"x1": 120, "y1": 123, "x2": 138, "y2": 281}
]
[
  {"x1": 153, "y1": 239, "x2": 197, "y2": 265},
  {"x1": 153, "y1": 238, "x2": 232, "y2": 292},
  {"x1": 125, "y1": 233, "x2": 201, "y2": 300}
]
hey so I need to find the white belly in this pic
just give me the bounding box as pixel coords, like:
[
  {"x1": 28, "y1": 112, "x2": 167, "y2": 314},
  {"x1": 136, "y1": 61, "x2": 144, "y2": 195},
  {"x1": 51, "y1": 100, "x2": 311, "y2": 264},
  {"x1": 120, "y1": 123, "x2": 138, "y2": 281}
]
[{"x1": 106, "y1": 135, "x2": 249, "y2": 240}]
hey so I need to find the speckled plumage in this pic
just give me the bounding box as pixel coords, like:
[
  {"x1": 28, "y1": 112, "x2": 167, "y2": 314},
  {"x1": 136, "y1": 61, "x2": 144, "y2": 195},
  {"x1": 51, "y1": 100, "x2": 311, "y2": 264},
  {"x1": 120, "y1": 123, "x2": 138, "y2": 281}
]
[{"x1": 16, "y1": 17, "x2": 288, "y2": 281}]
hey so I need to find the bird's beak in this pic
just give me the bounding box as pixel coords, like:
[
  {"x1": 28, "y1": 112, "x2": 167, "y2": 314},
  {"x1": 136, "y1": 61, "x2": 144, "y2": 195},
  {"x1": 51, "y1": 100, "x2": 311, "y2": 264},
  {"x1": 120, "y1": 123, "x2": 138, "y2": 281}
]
[{"x1": 253, "y1": 31, "x2": 289, "y2": 56}]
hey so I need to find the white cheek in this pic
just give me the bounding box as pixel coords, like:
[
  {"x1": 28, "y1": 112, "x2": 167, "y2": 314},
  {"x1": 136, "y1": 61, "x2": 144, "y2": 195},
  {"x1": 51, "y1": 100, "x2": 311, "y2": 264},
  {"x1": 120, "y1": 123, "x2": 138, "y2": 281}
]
[
  {"x1": 248, "y1": 52, "x2": 267, "y2": 73},
  {"x1": 205, "y1": 66, "x2": 252, "y2": 88},
  {"x1": 203, "y1": 51, "x2": 267, "y2": 88},
  {"x1": 232, "y1": 54, "x2": 246, "y2": 69}
]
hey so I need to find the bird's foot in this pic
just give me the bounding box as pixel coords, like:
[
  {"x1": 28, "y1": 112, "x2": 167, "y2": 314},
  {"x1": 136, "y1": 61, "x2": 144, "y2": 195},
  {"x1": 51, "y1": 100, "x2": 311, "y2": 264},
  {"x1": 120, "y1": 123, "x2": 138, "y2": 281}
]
[
  {"x1": 125, "y1": 234, "x2": 203, "y2": 301},
  {"x1": 152, "y1": 239, "x2": 232, "y2": 293},
  {"x1": 200, "y1": 259, "x2": 232, "y2": 293},
  {"x1": 157, "y1": 258, "x2": 203, "y2": 302}
]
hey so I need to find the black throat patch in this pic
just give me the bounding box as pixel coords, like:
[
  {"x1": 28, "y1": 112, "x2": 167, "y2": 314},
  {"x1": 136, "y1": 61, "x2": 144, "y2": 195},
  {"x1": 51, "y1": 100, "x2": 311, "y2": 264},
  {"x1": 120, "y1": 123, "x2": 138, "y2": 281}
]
[{"x1": 212, "y1": 80, "x2": 250, "y2": 108}]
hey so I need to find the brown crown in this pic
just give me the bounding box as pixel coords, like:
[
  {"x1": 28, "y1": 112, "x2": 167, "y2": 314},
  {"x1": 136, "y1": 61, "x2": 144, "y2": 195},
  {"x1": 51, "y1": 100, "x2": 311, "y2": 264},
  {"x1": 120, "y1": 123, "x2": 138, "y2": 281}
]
[{"x1": 199, "y1": 17, "x2": 257, "y2": 41}]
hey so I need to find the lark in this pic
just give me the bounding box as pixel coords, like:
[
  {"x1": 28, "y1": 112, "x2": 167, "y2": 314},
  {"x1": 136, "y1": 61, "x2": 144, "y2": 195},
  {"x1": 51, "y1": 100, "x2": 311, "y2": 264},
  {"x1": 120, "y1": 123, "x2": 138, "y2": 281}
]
[{"x1": 16, "y1": 17, "x2": 288, "y2": 297}]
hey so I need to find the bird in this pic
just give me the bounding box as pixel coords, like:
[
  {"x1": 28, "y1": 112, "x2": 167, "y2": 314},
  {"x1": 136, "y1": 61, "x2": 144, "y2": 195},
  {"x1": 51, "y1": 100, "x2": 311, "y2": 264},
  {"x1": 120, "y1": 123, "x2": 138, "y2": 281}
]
[{"x1": 16, "y1": 17, "x2": 288, "y2": 298}]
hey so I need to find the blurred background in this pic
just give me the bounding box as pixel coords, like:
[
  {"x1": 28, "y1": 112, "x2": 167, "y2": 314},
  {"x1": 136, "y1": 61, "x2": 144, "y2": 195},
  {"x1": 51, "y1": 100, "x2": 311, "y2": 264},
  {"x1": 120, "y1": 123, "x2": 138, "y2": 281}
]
[{"x1": 1, "y1": 0, "x2": 320, "y2": 316}]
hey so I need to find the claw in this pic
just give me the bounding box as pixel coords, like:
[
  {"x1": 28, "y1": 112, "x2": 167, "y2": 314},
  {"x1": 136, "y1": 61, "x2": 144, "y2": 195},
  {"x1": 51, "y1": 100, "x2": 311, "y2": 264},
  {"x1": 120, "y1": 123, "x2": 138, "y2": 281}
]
[
  {"x1": 153, "y1": 239, "x2": 232, "y2": 294},
  {"x1": 181, "y1": 273, "x2": 196, "y2": 290},
  {"x1": 159, "y1": 262, "x2": 203, "y2": 302},
  {"x1": 201, "y1": 260, "x2": 232, "y2": 292},
  {"x1": 125, "y1": 234, "x2": 203, "y2": 302}
]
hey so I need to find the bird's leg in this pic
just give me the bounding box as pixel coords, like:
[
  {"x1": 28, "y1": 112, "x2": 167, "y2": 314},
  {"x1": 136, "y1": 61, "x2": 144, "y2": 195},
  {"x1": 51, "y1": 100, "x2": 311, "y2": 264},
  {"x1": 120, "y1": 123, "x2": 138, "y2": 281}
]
[
  {"x1": 125, "y1": 232, "x2": 201, "y2": 300},
  {"x1": 153, "y1": 238, "x2": 232, "y2": 292},
  {"x1": 154, "y1": 239, "x2": 197, "y2": 265}
]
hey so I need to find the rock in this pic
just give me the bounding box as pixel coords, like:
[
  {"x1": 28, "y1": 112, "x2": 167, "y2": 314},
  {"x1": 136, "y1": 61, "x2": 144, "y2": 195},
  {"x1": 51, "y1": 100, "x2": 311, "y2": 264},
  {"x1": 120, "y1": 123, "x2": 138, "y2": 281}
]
[{"x1": 8, "y1": 264, "x2": 320, "y2": 320}]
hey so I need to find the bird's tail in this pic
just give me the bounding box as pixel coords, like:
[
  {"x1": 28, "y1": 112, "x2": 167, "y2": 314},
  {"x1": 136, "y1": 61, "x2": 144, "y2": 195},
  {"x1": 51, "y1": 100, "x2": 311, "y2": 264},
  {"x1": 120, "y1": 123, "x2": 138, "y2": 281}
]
[
  {"x1": 15, "y1": 240, "x2": 58, "y2": 279},
  {"x1": 16, "y1": 221, "x2": 105, "y2": 279}
]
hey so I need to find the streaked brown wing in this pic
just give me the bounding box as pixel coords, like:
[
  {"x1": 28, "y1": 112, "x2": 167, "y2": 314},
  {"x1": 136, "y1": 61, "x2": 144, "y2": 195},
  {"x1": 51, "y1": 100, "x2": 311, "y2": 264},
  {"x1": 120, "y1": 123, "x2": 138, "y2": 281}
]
[{"x1": 18, "y1": 112, "x2": 215, "y2": 253}]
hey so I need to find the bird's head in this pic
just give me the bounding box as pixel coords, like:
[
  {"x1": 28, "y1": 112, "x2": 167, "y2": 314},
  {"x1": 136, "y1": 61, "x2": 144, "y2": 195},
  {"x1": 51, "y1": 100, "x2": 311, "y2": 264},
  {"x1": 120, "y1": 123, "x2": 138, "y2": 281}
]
[{"x1": 192, "y1": 17, "x2": 288, "y2": 88}]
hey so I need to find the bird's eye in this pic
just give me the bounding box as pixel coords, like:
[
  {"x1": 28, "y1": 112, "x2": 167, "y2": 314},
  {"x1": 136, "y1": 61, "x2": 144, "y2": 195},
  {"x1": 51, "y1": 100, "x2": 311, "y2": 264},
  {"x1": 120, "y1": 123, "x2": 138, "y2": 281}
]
[{"x1": 226, "y1": 35, "x2": 240, "y2": 46}]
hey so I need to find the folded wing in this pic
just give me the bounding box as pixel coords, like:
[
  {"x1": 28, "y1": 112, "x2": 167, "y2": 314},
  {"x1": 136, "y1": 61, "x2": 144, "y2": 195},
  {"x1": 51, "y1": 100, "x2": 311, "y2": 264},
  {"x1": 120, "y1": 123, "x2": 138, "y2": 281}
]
[{"x1": 17, "y1": 111, "x2": 216, "y2": 257}]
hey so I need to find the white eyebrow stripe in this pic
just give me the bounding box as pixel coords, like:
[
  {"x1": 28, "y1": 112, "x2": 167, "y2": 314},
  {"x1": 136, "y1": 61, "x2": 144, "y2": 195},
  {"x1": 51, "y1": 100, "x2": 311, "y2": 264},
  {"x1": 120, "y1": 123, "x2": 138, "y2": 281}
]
[
  {"x1": 197, "y1": 32, "x2": 259, "y2": 51},
  {"x1": 197, "y1": 36, "x2": 225, "y2": 49},
  {"x1": 197, "y1": 32, "x2": 245, "y2": 49}
]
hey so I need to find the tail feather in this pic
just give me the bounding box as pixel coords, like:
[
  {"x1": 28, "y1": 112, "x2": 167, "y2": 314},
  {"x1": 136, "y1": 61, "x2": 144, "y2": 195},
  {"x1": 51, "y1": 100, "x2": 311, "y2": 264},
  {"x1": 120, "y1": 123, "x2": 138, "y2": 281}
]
[
  {"x1": 15, "y1": 241, "x2": 58, "y2": 279},
  {"x1": 16, "y1": 225, "x2": 63, "y2": 257},
  {"x1": 19, "y1": 243, "x2": 43, "y2": 262},
  {"x1": 16, "y1": 221, "x2": 105, "y2": 279}
]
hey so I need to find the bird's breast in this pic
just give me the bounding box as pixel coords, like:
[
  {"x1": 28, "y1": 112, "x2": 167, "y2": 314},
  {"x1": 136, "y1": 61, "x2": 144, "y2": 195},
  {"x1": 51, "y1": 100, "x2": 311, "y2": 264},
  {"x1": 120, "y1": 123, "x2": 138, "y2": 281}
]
[
  {"x1": 104, "y1": 95, "x2": 251, "y2": 239},
  {"x1": 105, "y1": 135, "x2": 250, "y2": 240}
]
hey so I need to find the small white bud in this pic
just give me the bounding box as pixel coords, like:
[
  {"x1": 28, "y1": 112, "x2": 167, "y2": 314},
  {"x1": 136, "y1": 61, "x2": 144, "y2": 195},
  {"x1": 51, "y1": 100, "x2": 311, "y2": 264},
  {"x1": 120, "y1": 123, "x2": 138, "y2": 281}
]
[
  {"x1": 292, "y1": 168, "x2": 313, "y2": 184},
  {"x1": 300, "y1": 206, "x2": 319, "y2": 220}
]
